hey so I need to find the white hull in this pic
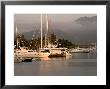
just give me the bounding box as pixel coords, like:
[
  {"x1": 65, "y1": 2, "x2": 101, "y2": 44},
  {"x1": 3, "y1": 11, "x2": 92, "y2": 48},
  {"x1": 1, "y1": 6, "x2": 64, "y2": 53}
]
[
  {"x1": 15, "y1": 52, "x2": 50, "y2": 58},
  {"x1": 70, "y1": 48, "x2": 90, "y2": 53},
  {"x1": 41, "y1": 48, "x2": 72, "y2": 57},
  {"x1": 14, "y1": 47, "x2": 50, "y2": 58}
]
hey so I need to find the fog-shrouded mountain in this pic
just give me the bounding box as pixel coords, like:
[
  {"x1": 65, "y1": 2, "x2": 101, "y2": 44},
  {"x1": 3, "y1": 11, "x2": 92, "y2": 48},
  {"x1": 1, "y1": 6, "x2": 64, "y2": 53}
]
[{"x1": 14, "y1": 14, "x2": 97, "y2": 44}]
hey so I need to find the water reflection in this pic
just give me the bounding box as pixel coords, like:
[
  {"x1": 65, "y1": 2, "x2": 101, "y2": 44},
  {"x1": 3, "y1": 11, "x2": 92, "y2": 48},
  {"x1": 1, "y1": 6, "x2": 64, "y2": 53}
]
[
  {"x1": 33, "y1": 55, "x2": 72, "y2": 61},
  {"x1": 33, "y1": 57, "x2": 50, "y2": 61},
  {"x1": 14, "y1": 51, "x2": 97, "y2": 76}
]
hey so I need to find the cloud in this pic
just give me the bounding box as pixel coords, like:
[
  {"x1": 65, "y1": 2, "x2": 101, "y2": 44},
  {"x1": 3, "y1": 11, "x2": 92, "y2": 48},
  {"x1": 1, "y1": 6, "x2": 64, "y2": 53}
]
[{"x1": 75, "y1": 16, "x2": 97, "y2": 25}]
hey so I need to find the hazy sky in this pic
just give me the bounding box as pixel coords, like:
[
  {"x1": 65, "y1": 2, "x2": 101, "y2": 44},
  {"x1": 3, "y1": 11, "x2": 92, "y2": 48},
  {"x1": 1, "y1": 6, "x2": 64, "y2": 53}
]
[{"x1": 14, "y1": 14, "x2": 97, "y2": 43}]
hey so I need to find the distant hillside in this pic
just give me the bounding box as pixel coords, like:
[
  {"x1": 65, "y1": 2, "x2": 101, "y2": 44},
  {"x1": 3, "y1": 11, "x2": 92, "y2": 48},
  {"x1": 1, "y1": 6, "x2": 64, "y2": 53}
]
[{"x1": 14, "y1": 27, "x2": 96, "y2": 44}]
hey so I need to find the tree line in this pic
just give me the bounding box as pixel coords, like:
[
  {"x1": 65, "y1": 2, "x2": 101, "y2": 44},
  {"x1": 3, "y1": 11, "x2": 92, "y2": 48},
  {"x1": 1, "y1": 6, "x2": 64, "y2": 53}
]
[
  {"x1": 14, "y1": 33, "x2": 75, "y2": 50},
  {"x1": 14, "y1": 33, "x2": 95, "y2": 50}
]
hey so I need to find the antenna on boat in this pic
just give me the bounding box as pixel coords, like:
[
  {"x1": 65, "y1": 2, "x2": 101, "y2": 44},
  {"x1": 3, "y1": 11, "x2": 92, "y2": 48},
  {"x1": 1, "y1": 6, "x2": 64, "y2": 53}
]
[{"x1": 41, "y1": 14, "x2": 43, "y2": 48}]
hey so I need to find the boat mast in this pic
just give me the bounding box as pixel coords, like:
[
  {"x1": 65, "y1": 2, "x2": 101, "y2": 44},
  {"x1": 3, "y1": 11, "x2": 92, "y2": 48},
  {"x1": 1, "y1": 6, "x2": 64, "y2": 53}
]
[
  {"x1": 16, "y1": 25, "x2": 19, "y2": 48},
  {"x1": 41, "y1": 14, "x2": 43, "y2": 48},
  {"x1": 46, "y1": 14, "x2": 49, "y2": 47},
  {"x1": 45, "y1": 34, "x2": 46, "y2": 47}
]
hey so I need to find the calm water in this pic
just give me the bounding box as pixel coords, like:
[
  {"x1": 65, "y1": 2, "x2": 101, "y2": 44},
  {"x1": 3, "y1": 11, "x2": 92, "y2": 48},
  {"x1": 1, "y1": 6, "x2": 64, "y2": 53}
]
[{"x1": 14, "y1": 51, "x2": 97, "y2": 76}]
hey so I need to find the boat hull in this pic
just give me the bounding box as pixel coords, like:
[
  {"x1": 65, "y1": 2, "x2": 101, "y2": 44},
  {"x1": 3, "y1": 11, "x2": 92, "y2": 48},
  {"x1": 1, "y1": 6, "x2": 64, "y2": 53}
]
[
  {"x1": 48, "y1": 53, "x2": 65, "y2": 57},
  {"x1": 69, "y1": 48, "x2": 90, "y2": 53},
  {"x1": 15, "y1": 52, "x2": 50, "y2": 58}
]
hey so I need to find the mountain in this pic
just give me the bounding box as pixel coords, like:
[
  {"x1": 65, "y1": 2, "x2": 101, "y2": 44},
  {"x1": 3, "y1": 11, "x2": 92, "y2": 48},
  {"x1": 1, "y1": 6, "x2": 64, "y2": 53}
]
[{"x1": 16, "y1": 27, "x2": 96, "y2": 44}]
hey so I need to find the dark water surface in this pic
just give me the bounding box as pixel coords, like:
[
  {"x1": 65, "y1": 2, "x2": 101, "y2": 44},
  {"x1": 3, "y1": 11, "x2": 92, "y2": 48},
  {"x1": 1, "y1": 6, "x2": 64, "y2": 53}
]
[{"x1": 14, "y1": 51, "x2": 97, "y2": 76}]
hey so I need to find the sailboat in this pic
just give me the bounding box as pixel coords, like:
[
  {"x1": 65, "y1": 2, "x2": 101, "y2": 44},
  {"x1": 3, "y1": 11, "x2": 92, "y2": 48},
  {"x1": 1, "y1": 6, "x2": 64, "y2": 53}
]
[
  {"x1": 14, "y1": 14, "x2": 50, "y2": 59},
  {"x1": 40, "y1": 14, "x2": 71, "y2": 57}
]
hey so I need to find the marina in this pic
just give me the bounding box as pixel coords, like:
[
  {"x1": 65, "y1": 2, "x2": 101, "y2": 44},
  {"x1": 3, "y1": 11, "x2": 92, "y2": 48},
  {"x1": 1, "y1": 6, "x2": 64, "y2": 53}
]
[
  {"x1": 14, "y1": 14, "x2": 97, "y2": 76},
  {"x1": 14, "y1": 47, "x2": 96, "y2": 62},
  {"x1": 14, "y1": 14, "x2": 72, "y2": 62}
]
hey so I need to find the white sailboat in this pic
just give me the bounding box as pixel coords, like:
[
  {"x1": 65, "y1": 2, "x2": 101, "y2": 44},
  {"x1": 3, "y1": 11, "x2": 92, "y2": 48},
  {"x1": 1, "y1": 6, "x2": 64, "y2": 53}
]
[
  {"x1": 14, "y1": 14, "x2": 50, "y2": 59},
  {"x1": 41, "y1": 14, "x2": 71, "y2": 57},
  {"x1": 14, "y1": 47, "x2": 50, "y2": 58}
]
